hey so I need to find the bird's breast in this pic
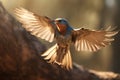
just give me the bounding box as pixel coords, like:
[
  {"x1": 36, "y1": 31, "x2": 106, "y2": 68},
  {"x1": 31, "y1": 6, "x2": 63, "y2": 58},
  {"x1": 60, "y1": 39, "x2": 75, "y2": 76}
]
[
  {"x1": 56, "y1": 34, "x2": 72, "y2": 47},
  {"x1": 56, "y1": 23, "x2": 67, "y2": 35}
]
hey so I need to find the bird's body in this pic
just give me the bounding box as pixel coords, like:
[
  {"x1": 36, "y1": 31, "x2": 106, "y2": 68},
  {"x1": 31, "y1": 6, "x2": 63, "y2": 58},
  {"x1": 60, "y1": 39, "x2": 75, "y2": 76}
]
[
  {"x1": 14, "y1": 8, "x2": 119, "y2": 70},
  {"x1": 44, "y1": 18, "x2": 74, "y2": 69}
]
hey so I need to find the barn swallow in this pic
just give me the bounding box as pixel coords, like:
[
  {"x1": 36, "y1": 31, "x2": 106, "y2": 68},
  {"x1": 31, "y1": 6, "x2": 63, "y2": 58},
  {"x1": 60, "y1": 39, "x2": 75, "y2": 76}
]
[{"x1": 14, "y1": 7, "x2": 119, "y2": 70}]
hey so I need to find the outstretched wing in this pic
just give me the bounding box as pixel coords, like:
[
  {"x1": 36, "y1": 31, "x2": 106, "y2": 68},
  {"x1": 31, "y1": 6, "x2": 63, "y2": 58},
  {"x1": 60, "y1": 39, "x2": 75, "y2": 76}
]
[
  {"x1": 14, "y1": 7, "x2": 55, "y2": 42},
  {"x1": 72, "y1": 27, "x2": 118, "y2": 52}
]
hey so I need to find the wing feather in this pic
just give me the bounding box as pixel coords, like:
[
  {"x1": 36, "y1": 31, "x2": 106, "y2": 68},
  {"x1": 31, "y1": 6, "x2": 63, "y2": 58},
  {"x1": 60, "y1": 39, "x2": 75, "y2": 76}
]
[
  {"x1": 14, "y1": 7, "x2": 55, "y2": 42},
  {"x1": 72, "y1": 27, "x2": 119, "y2": 52}
]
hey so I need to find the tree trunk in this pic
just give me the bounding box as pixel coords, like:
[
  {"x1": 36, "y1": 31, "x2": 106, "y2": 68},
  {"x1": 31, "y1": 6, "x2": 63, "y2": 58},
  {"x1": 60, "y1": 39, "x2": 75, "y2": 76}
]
[
  {"x1": 0, "y1": 2, "x2": 119, "y2": 80},
  {"x1": 112, "y1": 0, "x2": 120, "y2": 73}
]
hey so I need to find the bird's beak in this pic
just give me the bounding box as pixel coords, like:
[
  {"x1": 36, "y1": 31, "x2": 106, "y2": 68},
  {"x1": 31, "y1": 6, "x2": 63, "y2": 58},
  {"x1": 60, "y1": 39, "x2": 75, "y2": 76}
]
[{"x1": 53, "y1": 20, "x2": 58, "y2": 24}]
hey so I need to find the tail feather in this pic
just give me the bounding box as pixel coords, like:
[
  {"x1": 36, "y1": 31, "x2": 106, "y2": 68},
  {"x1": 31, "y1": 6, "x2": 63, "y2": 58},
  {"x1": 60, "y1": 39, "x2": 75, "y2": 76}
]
[
  {"x1": 41, "y1": 44, "x2": 57, "y2": 57},
  {"x1": 56, "y1": 47, "x2": 67, "y2": 63},
  {"x1": 41, "y1": 44, "x2": 72, "y2": 70},
  {"x1": 48, "y1": 52, "x2": 57, "y2": 63},
  {"x1": 61, "y1": 50, "x2": 72, "y2": 70},
  {"x1": 44, "y1": 47, "x2": 56, "y2": 60}
]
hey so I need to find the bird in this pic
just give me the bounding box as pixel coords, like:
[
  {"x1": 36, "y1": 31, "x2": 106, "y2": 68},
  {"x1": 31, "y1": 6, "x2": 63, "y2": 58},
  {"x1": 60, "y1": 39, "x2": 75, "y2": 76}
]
[{"x1": 14, "y1": 7, "x2": 119, "y2": 70}]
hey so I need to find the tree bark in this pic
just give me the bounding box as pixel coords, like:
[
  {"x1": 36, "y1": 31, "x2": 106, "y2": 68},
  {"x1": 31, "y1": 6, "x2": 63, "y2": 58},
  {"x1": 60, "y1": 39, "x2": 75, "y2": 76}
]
[
  {"x1": 0, "y1": 2, "x2": 119, "y2": 80},
  {"x1": 112, "y1": 0, "x2": 120, "y2": 73}
]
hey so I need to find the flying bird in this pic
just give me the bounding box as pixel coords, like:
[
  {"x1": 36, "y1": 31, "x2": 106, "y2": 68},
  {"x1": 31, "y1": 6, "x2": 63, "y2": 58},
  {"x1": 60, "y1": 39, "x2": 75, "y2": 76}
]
[{"x1": 14, "y1": 7, "x2": 118, "y2": 70}]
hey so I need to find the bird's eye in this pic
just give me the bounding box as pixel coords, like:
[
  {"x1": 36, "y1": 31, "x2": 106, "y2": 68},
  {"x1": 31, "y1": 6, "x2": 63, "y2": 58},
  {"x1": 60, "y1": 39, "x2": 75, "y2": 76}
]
[{"x1": 59, "y1": 20, "x2": 62, "y2": 22}]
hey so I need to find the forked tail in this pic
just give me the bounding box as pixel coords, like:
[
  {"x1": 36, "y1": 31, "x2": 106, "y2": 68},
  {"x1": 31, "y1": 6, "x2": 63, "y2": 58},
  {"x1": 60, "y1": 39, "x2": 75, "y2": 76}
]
[{"x1": 41, "y1": 44, "x2": 72, "y2": 70}]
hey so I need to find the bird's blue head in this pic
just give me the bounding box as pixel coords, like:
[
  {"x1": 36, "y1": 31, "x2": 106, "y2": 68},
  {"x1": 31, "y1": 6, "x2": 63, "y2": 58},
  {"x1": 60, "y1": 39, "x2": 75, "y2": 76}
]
[
  {"x1": 54, "y1": 18, "x2": 68, "y2": 25},
  {"x1": 54, "y1": 18, "x2": 70, "y2": 35}
]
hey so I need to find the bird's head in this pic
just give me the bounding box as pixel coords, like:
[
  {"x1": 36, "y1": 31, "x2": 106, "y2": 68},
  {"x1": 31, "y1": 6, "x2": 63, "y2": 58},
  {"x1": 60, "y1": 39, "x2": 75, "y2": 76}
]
[
  {"x1": 54, "y1": 18, "x2": 69, "y2": 34},
  {"x1": 54, "y1": 18, "x2": 68, "y2": 25}
]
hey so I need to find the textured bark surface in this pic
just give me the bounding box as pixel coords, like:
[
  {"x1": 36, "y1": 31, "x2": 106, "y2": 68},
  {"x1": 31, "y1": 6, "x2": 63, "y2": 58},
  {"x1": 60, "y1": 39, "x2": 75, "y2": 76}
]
[
  {"x1": 112, "y1": 0, "x2": 120, "y2": 73},
  {"x1": 0, "y1": 2, "x2": 119, "y2": 80}
]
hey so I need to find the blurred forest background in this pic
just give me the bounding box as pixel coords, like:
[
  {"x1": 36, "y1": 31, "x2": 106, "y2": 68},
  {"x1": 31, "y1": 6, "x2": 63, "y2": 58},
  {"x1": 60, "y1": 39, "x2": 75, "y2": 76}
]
[{"x1": 1, "y1": 0, "x2": 120, "y2": 73}]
